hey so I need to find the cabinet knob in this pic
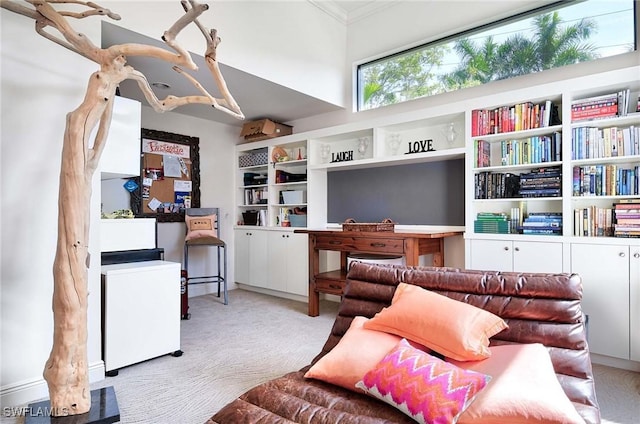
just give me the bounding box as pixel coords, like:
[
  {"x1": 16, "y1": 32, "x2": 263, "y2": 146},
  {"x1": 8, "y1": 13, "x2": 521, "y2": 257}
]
[
  {"x1": 633, "y1": 253, "x2": 639, "y2": 259},
  {"x1": 503, "y1": 246, "x2": 509, "y2": 251},
  {"x1": 619, "y1": 252, "x2": 625, "y2": 258},
  {"x1": 514, "y1": 247, "x2": 520, "y2": 252}
]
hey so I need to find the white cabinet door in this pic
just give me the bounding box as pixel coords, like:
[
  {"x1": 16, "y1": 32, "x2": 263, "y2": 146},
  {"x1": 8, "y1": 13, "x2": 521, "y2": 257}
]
[
  {"x1": 234, "y1": 229, "x2": 268, "y2": 288},
  {"x1": 249, "y1": 230, "x2": 268, "y2": 288},
  {"x1": 267, "y1": 231, "x2": 289, "y2": 292},
  {"x1": 102, "y1": 261, "x2": 181, "y2": 372},
  {"x1": 267, "y1": 231, "x2": 309, "y2": 296},
  {"x1": 513, "y1": 241, "x2": 563, "y2": 273},
  {"x1": 100, "y1": 96, "x2": 141, "y2": 179},
  {"x1": 286, "y1": 232, "x2": 309, "y2": 296},
  {"x1": 630, "y1": 246, "x2": 640, "y2": 362},
  {"x1": 470, "y1": 239, "x2": 563, "y2": 273},
  {"x1": 571, "y1": 243, "x2": 630, "y2": 359},
  {"x1": 469, "y1": 239, "x2": 513, "y2": 271},
  {"x1": 234, "y1": 229, "x2": 251, "y2": 284}
]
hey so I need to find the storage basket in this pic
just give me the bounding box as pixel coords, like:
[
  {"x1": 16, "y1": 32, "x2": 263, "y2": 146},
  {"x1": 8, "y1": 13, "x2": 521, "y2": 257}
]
[
  {"x1": 342, "y1": 218, "x2": 395, "y2": 232},
  {"x1": 288, "y1": 214, "x2": 307, "y2": 228}
]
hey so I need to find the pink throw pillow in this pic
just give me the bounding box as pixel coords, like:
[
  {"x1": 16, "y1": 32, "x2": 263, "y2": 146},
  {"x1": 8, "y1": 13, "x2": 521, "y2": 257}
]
[
  {"x1": 356, "y1": 339, "x2": 490, "y2": 424},
  {"x1": 450, "y1": 343, "x2": 585, "y2": 424}
]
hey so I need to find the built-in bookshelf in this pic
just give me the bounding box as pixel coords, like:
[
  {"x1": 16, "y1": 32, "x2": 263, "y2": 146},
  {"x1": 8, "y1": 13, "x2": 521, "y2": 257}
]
[
  {"x1": 569, "y1": 112, "x2": 640, "y2": 237},
  {"x1": 237, "y1": 147, "x2": 269, "y2": 226},
  {"x1": 236, "y1": 141, "x2": 309, "y2": 227},
  {"x1": 467, "y1": 68, "x2": 640, "y2": 242},
  {"x1": 469, "y1": 96, "x2": 565, "y2": 237}
]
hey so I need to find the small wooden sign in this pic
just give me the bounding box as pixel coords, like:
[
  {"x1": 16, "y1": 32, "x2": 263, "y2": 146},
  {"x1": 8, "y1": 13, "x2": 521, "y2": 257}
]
[
  {"x1": 405, "y1": 139, "x2": 435, "y2": 154},
  {"x1": 331, "y1": 150, "x2": 354, "y2": 162}
]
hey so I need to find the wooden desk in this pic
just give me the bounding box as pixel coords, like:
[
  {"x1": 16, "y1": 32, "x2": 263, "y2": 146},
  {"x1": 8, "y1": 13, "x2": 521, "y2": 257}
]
[{"x1": 294, "y1": 229, "x2": 463, "y2": 316}]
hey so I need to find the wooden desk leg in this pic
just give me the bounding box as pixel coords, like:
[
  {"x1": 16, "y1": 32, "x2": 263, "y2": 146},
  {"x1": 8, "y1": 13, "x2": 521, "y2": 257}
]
[
  {"x1": 405, "y1": 238, "x2": 419, "y2": 266},
  {"x1": 308, "y1": 235, "x2": 320, "y2": 317},
  {"x1": 432, "y1": 238, "x2": 445, "y2": 267},
  {"x1": 308, "y1": 283, "x2": 319, "y2": 317}
]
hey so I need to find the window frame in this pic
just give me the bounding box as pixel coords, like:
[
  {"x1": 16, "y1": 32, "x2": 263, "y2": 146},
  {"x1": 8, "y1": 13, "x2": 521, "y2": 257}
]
[{"x1": 356, "y1": 0, "x2": 638, "y2": 112}]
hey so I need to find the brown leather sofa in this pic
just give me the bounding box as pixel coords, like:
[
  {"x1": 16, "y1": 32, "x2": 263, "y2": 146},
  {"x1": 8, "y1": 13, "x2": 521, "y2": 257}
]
[{"x1": 208, "y1": 263, "x2": 600, "y2": 424}]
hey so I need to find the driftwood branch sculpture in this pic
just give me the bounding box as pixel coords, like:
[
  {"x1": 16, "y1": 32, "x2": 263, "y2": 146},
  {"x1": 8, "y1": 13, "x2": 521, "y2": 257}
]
[{"x1": 0, "y1": 0, "x2": 244, "y2": 416}]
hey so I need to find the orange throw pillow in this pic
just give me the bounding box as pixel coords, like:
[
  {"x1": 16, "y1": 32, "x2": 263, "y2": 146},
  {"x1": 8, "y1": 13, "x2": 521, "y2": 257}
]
[
  {"x1": 304, "y1": 316, "x2": 427, "y2": 392},
  {"x1": 450, "y1": 343, "x2": 585, "y2": 424},
  {"x1": 364, "y1": 283, "x2": 507, "y2": 361}
]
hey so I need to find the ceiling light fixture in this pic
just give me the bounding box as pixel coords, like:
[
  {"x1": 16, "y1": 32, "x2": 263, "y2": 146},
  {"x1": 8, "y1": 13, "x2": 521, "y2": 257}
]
[{"x1": 151, "y1": 81, "x2": 171, "y2": 89}]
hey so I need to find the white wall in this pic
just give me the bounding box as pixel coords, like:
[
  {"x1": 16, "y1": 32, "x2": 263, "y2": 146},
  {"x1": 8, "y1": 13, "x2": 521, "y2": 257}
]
[
  {"x1": 103, "y1": 0, "x2": 348, "y2": 107},
  {"x1": 291, "y1": 0, "x2": 640, "y2": 132},
  {"x1": 1, "y1": 8, "x2": 104, "y2": 406}
]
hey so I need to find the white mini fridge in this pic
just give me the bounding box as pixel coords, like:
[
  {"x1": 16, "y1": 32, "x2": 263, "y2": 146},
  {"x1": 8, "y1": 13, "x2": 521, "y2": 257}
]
[{"x1": 101, "y1": 260, "x2": 181, "y2": 375}]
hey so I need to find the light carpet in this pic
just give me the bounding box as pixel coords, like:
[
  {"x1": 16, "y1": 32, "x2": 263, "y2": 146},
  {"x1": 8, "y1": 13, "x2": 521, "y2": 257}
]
[{"x1": 3, "y1": 289, "x2": 639, "y2": 423}]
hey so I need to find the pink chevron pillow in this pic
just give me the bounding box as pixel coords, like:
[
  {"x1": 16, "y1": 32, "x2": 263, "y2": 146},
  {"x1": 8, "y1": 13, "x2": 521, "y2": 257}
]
[{"x1": 356, "y1": 339, "x2": 490, "y2": 424}]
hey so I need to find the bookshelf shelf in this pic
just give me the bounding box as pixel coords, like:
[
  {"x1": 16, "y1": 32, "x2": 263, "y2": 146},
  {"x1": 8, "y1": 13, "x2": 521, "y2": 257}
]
[
  {"x1": 470, "y1": 124, "x2": 562, "y2": 142},
  {"x1": 473, "y1": 161, "x2": 563, "y2": 172}
]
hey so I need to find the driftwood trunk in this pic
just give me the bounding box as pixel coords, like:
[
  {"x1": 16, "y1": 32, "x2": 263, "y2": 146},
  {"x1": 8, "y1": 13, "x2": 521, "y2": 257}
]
[{"x1": 43, "y1": 73, "x2": 117, "y2": 415}]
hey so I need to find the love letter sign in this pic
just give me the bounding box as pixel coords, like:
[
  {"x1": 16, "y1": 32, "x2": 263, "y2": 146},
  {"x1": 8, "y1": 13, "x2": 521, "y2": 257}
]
[{"x1": 405, "y1": 139, "x2": 435, "y2": 154}]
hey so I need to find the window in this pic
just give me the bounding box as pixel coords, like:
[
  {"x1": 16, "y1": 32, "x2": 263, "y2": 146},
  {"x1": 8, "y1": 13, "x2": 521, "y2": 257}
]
[{"x1": 357, "y1": 0, "x2": 636, "y2": 111}]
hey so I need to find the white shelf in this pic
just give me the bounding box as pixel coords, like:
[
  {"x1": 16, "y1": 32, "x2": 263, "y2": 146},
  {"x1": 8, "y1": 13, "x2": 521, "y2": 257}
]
[
  {"x1": 470, "y1": 124, "x2": 563, "y2": 141},
  {"x1": 309, "y1": 147, "x2": 465, "y2": 171}
]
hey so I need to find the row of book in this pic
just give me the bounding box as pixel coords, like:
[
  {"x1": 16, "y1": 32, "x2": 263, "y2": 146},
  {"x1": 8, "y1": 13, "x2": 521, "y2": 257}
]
[
  {"x1": 571, "y1": 89, "x2": 631, "y2": 122},
  {"x1": 575, "y1": 201, "x2": 640, "y2": 238},
  {"x1": 519, "y1": 166, "x2": 562, "y2": 198},
  {"x1": 244, "y1": 188, "x2": 268, "y2": 205},
  {"x1": 471, "y1": 100, "x2": 560, "y2": 137},
  {"x1": 572, "y1": 165, "x2": 639, "y2": 197},
  {"x1": 572, "y1": 125, "x2": 639, "y2": 159},
  {"x1": 475, "y1": 201, "x2": 639, "y2": 237},
  {"x1": 474, "y1": 211, "x2": 562, "y2": 235},
  {"x1": 474, "y1": 212, "x2": 511, "y2": 234},
  {"x1": 573, "y1": 206, "x2": 613, "y2": 237},
  {"x1": 474, "y1": 167, "x2": 562, "y2": 199},
  {"x1": 474, "y1": 172, "x2": 520, "y2": 199},
  {"x1": 520, "y1": 212, "x2": 562, "y2": 235},
  {"x1": 613, "y1": 201, "x2": 640, "y2": 238},
  {"x1": 474, "y1": 133, "x2": 562, "y2": 168}
]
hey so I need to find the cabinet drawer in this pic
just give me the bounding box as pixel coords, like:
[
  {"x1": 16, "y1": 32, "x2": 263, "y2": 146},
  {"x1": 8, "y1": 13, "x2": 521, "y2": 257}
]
[
  {"x1": 315, "y1": 236, "x2": 404, "y2": 254},
  {"x1": 314, "y1": 279, "x2": 345, "y2": 295}
]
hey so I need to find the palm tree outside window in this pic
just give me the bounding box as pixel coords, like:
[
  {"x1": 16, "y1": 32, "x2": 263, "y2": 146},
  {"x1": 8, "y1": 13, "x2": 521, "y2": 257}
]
[{"x1": 357, "y1": 0, "x2": 636, "y2": 111}]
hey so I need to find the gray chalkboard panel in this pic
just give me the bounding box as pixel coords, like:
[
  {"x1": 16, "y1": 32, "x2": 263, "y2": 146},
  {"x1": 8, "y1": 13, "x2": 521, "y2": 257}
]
[{"x1": 327, "y1": 159, "x2": 465, "y2": 226}]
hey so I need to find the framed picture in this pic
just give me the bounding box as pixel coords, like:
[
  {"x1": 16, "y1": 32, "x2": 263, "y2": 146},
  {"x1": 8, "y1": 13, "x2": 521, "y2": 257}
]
[{"x1": 130, "y1": 128, "x2": 201, "y2": 222}]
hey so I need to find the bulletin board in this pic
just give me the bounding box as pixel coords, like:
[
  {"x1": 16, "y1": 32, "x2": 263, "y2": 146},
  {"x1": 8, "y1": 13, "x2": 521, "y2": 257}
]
[{"x1": 131, "y1": 128, "x2": 201, "y2": 222}]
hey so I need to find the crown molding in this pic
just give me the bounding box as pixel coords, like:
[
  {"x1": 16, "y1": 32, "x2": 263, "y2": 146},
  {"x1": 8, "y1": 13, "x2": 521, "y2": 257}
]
[
  {"x1": 308, "y1": 0, "x2": 348, "y2": 25},
  {"x1": 346, "y1": 1, "x2": 398, "y2": 24},
  {"x1": 308, "y1": 1, "x2": 399, "y2": 26}
]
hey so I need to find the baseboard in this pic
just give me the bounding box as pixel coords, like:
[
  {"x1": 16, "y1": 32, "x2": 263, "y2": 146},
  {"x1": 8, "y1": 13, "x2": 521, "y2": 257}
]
[
  {"x1": 188, "y1": 283, "x2": 237, "y2": 298},
  {"x1": 236, "y1": 284, "x2": 308, "y2": 303},
  {"x1": 0, "y1": 361, "x2": 105, "y2": 408},
  {"x1": 591, "y1": 353, "x2": 640, "y2": 372}
]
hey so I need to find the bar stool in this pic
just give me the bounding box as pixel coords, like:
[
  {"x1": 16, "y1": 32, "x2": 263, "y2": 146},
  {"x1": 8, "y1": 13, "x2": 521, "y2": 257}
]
[{"x1": 183, "y1": 208, "x2": 228, "y2": 309}]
